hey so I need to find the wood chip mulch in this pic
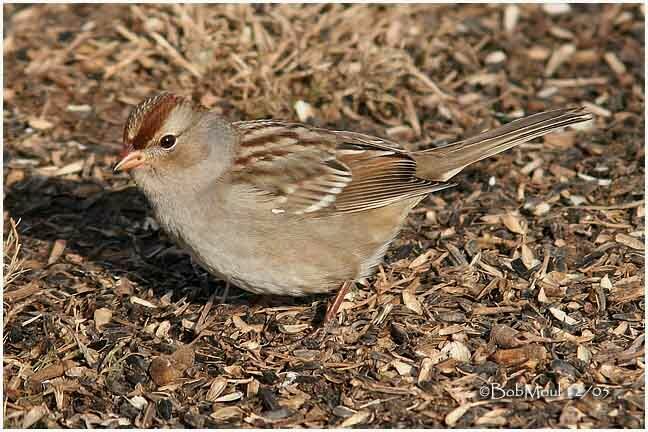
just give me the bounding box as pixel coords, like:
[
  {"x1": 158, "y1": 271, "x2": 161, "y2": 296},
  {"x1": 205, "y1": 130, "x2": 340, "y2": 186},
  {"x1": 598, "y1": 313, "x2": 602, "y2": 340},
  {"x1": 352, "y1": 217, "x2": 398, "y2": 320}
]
[{"x1": 3, "y1": 4, "x2": 645, "y2": 428}]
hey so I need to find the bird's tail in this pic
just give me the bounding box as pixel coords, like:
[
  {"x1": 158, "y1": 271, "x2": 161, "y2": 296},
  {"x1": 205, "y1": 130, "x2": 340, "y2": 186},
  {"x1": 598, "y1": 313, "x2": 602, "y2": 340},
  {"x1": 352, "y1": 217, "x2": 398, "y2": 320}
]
[{"x1": 414, "y1": 107, "x2": 593, "y2": 181}]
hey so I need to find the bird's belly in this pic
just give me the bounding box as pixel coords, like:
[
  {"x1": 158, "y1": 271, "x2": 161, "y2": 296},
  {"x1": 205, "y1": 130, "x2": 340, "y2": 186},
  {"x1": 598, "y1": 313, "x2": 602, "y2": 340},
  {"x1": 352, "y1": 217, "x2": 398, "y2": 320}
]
[
  {"x1": 151, "y1": 187, "x2": 419, "y2": 297},
  {"x1": 163, "y1": 213, "x2": 356, "y2": 296},
  {"x1": 184, "y1": 235, "x2": 344, "y2": 296}
]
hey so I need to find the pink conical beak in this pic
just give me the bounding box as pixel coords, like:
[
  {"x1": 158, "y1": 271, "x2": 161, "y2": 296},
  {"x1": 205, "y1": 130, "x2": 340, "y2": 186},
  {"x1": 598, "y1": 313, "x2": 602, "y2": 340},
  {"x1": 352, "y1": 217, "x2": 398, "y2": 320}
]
[{"x1": 114, "y1": 150, "x2": 147, "y2": 172}]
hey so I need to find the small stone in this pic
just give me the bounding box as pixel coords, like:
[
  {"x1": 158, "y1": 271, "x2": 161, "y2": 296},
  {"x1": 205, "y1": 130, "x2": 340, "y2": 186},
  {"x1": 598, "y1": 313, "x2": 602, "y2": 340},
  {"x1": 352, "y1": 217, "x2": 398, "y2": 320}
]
[
  {"x1": 149, "y1": 357, "x2": 181, "y2": 386},
  {"x1": 94, "y1": 308, "x2": 112, "y2": 330},
  {"x1": 485, "y1": 51, "x2": 507, "y2": 64},
  {"x1": 157, "y1": 399, "x2": 173, "y2": 420},
  {"x1": 149, "y1": 345, "x2": 195, "y2": 386},
  {"x1": 490, "y1": 324, "x2": 522, "y2": 348}
]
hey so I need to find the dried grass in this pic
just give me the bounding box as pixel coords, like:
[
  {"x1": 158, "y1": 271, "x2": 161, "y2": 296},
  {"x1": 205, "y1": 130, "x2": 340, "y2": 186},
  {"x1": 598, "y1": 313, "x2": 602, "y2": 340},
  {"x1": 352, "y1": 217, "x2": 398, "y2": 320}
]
[{"x1": 3, "y1": 218, "x2": 27, "y2": 287}]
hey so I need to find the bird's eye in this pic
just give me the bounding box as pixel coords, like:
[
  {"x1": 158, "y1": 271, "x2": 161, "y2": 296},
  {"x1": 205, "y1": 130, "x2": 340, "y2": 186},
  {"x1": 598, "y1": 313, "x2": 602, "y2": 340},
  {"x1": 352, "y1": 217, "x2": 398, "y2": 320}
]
[{"x1": 160, "y1": 134, "x2": 177, "y2": 149}]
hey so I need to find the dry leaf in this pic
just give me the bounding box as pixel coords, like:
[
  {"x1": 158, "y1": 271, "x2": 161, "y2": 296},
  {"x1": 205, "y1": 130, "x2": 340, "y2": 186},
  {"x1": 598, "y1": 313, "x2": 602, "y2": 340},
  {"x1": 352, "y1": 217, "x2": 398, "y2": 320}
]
[
  {"x1": 48, "y1": 239, "x2": 66, "y2": 265},
  {"x1": 545, "y1": 44, "x2": 576, "y2": 77},
  {"x1": 409, "y1": 250, "x2": 435, "y2": 268},
  {"x1": 504, "y1": 5, "x2": 519, "y2": 32},
  {"x1": 615, "y1": 233, "x2": 644, "y2": 250},
  {"x1": 206, "y1": 377, "x2": 228, "y2": 402},
  {"x1": 28, "y1": 117, "x2": 53, "y2": 130},
  {"x1": 247, "y1": 379, "x2": 260, "y2": 398},
  {"x1": 278, "y1": 323, "x2": 310, "y2": 334},
  {"x1": 577, "y1": 345, "x2": 592, "y2": 363},
  {"x1": 549, "y1": 307, "x2": 579, "y2": 325},
  {"x1": 520, "y1": 244, "x2": 537, "y2": 269},
  {"x1": 155, "y1": 320, "x2": 172, "y2": 339},
  {"x1": 232, "y1": 315, "x2": 263, "y2": 333},
  {"x1": 445, "y1": 401, "x2": 487, "y2": 427},
  {"x1": 391, "y1": 360, "x2": 414, "y2": 376},
  {"x1": 210, "y1": 406, "x2": 242, "y2": 421},
  {"x1": 604, "y1": 52, "x2": 626, "y2": 75},
  {"x1": 475, "y1": 408, "x2": 510, "y2": 426},
  {"x1": 559, "y1": 405, "x2": 585, "y2": 427},
  {"x1": 130, "y1": 296, "x2": 157, "y2": 308},
  {"x1": 240, "y1": 340, "x2": 260, "y2": 351},
  {"x1": 402, "y1": 290, "x2": 423, "y2": 315},
  {"x1": 441, "y1": 341, "x2": 471, "y2": 362},
  {"x1": 128, "y1": 395, "x2": 148, "y2": 411},
  {"x1": 214, "y1": 391, "x2": 243, "y2": 403},
  {"x1": 538, "y1": 286, "x2": 550, "y2": 303},
  {"x1": 502, "y1": 212, "x2": 527, "y2": 235},
  {"x1": 418, "y1": 358, "x2": 434, "y2": 385},
  {"x1": 492, "y1": 344, "x2": 547, "y2": 367},
  {"x1": 599, "y1": 364, "x2": 642, "y2": 385},
  {"x1": 281, "y1": 392, "x2": 308, "y2": 410},
  {"x1": 481, "y1": 214, "x2": 502, "y2": 224},
  {"x1": 599, "y1": 274, "x2": 612, "y2": 290},
  {"x1": 532, "y1": 202, "x2": 551, "y2": 216},
  {"x1": 22, "y1": 404, "x2": 49, "y2": 428},
  {"x1": 54, "y1": 160, "x2": 85, "y2": 176},
  {"x1": 294, "y1": 100, "x2": 315, "y2": 122},
  {"x1": 340, "y1": 410, "x2": 371, "y2": 427},
  {"x1": 543, "y1": 4, "x2": 571, "y2": 15}
]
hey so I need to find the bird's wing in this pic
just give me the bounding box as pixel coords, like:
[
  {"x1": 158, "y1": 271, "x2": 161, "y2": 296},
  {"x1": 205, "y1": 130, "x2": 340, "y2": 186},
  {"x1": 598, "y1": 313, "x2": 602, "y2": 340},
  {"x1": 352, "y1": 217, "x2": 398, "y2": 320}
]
[{"x1": 229, "y1": 120, "x2": 452, "y2": 215}]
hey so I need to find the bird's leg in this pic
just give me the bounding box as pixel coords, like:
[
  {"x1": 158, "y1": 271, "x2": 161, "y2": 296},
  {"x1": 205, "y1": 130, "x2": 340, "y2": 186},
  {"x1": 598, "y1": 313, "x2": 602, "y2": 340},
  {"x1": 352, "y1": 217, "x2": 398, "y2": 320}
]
[
  {"x1": 220, "y1": 280, "x2": 231, "y2": 303},
  {"x1": 189, "y1": 257, "x2": 210, "y2": 291},
  {"x1": 323, "y1": 281, "x2": 354, "y2": 324}
]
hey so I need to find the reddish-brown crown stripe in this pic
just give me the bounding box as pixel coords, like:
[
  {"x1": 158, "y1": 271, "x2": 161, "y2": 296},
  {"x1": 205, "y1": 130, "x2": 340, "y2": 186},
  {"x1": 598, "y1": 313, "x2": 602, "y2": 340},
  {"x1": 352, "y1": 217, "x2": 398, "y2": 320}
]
[
  {"x1": 123, "y1": 93, "x2": 187, "y2": 152},
  {"x1": 132, "y1": 95, "x2": 182, "y2": 150}
]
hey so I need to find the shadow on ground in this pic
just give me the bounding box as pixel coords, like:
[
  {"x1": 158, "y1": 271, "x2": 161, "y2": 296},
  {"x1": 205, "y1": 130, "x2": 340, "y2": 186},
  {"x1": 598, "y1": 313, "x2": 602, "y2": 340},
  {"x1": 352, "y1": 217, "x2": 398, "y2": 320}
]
[{"x1": 3, "y1": 174, "x2": 327, "y2": 315}]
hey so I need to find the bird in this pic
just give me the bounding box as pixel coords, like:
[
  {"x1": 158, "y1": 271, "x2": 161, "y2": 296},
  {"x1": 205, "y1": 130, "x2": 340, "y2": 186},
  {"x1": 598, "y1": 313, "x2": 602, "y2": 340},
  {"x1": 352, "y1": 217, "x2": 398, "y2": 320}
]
[{"x1": 114, "y1": 92, "x2": 592, "y2": 322}]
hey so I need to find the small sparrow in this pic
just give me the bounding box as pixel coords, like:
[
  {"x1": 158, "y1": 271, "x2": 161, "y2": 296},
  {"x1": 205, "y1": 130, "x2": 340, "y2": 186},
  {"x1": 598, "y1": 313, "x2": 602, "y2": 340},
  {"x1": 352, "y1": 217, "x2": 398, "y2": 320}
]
[{"x1": 115, "y1": 93, "x2": 591, "y2": 322}]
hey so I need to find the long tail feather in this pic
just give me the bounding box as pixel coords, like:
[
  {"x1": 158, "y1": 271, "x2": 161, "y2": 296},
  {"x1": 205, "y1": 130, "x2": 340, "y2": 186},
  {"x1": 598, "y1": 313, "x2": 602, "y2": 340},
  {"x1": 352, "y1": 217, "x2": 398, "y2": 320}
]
[{"x1": 414, "y1": 107, "x2": 593, "y2": 181}]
